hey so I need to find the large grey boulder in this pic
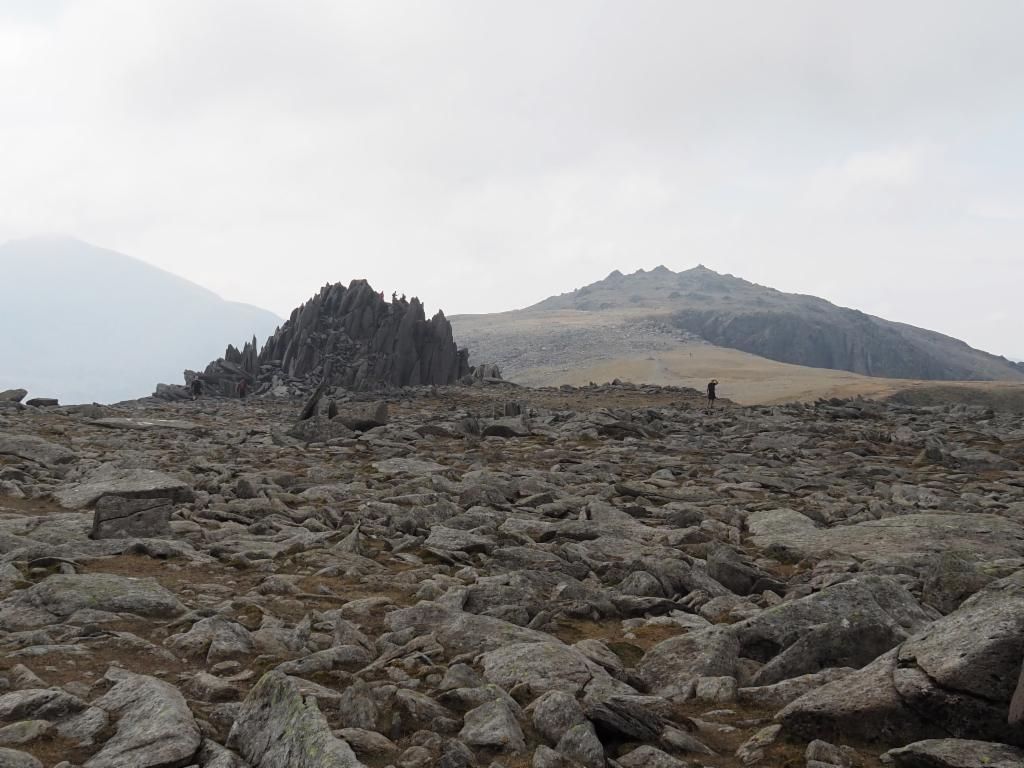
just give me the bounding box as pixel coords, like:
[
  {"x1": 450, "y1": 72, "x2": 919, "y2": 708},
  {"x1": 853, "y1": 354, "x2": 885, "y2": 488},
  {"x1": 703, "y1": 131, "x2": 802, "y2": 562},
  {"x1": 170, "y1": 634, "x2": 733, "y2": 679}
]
[
  {"x1": 0, "y1": 687, "x2": 107, "y2": 747},
  {"x1": 459, "y1": 699, "x2": 526, "y2": 753},
  {"x1": 331, "y1": 401, "x2": 388, "y2": 431},
  {"x1": 481, "y1": 642, "x2": 630, "y2": 699},
  {"x1": 165, "y1": 616, "x2": 255, "y2": 665},
  {"x1": 528, "y1": 690, "x2": 587, "y2": 744},
  {"x1": 25, "y1": 398, "x2": 58, "y2": 407},
  {"x1": 0, "y1": 748, "x2": 42, "y2": 768},
  {"x1": 555, "y1": 721, "x2": 605, "y2": 768},
  {"x1": 733, "y1": 575, "x2": 935, "y2": 685},
  {"x1": 0, "y1": 389, "x2": 27, "y2": 402},
  {"x1": 778, "y1": 648, "x2": 938, "y2": 746},
  {"x1": 0, "y1": 573, "x2": 185, "y2": 630},
  {"x1": 881, "y1": 739, "x2": 1024, "y2": 767},
  {"x1": 707, "y1": 545, "x2": 783, "y2": 596},
  {"x1": 0, "y1": 434, "x2": 77, "y2": 466},
  {"x1": 779, "y1": 571, "x2": 1024, "y2": 747},
  {"x1": 227, "y1": 671, "x2": 365, "y2": 768},
  {"x1": 637, "y1": 626, "x2": 740, "y2": 697},
  {"x1": 286, "y1": 415, "x2": 355, "y2": 443},
  {"x1": 748, "y1": 510, "x2": 1024, "y2": 566},
  {"x1": 385, "y1": 601, "x2": 556, "y2": 655},
  {"x1": 54, "y1": 465, "x2": 193, "y2": 509},
  {"x1": 90, "y1": 496, "x2": 173, "y2": 539},
  {"x1": 84, "y1": 671, "x2": 201, "y2": 768}
]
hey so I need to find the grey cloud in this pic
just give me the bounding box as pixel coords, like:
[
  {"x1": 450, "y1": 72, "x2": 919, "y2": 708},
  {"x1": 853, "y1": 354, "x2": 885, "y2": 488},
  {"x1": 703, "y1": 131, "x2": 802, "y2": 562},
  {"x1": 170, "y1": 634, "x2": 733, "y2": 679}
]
[{"x1": 0, "y1": 0, "x2": 1021, "y2": 357}]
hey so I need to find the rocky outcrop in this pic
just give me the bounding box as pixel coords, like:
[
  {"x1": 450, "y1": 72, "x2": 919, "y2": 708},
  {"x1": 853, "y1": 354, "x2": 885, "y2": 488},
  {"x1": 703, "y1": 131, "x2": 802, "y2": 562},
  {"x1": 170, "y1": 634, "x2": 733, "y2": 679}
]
[{"x1": 178, "y1": 279, "x2": 470, "y2": 397}]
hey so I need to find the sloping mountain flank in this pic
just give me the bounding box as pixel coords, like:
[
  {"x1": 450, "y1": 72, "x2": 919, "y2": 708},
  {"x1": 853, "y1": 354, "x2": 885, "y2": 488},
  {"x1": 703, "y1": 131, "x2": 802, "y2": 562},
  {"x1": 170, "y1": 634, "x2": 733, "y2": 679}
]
[
  {"x1": 0, "y1": 236, "x2": 282, "y2": 404},
  {"x1": 531, "y1": 265, "x2": 1024, "y2": 381},
  {"x1": 182, "y1": 279, "x2": 470, "y2": 397}
]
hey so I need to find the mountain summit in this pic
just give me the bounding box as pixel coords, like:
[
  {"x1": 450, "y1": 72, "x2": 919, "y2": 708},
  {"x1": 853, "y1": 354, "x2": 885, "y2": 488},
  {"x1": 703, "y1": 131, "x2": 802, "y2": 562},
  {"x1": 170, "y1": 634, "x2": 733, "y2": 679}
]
[{"x1": 528, "y1": 265, "x2": 1023, "y2": 382}]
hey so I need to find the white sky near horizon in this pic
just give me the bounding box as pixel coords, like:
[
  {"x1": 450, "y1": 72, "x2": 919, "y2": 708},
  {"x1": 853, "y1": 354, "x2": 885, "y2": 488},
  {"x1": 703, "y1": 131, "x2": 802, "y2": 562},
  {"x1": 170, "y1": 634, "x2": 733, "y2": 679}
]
[{"x1": 1, "y1": 1, "x2": 1022, "y2": 359}]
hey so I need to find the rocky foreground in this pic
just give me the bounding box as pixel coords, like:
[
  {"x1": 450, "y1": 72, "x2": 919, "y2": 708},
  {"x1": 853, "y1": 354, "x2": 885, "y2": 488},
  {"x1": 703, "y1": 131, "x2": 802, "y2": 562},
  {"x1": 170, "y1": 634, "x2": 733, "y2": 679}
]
[{"x1": 0, "y1": 384, "x2": 1023, "y2": 768}]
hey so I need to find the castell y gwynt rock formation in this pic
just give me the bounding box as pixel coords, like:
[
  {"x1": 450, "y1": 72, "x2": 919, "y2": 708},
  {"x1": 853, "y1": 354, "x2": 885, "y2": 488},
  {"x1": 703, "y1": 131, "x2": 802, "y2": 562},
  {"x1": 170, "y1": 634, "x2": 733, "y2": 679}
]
[{"x1": 173, "y1": 279, "x2": 471, "y2": 397}]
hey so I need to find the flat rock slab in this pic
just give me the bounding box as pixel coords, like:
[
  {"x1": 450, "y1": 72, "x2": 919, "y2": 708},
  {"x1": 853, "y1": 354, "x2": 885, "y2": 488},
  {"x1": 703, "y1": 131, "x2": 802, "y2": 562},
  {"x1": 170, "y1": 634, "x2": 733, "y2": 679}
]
[
  {"x1": 54, "y1": 465, "x2": 193, "y2": 509},
  {"x1": 0, "y1": 434, "x2": 77, "y2": 466},
  {"x1": 372, "y1": 458, "x2": 446, "y2": 476},
  {"x1": 0, "y1": 572, "x2": 185, "y2": 630},
  {"x1": 227, "y1": 670, "x2": 365, "y2": 768},
  {"x1": 882, "y1": 739, "x2": 1024, "y2": 768},
  {"x1": 748, "y1": 509, "x2": 1024, "y2": 564},
  {"x1": 89, "y1": 417, "x2": 203, "y2": 431},
  {"x1": 386, "y1": 601, "x2": 557, "y2": 655},
  {"x1": 85, "y1": 671, "x2": 201, "y2": 768}
]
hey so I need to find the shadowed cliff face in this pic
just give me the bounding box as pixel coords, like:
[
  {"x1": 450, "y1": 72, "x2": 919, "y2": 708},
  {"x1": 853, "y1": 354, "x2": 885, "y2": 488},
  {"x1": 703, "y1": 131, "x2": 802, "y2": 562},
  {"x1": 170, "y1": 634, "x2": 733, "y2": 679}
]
[
  {"x1": 529, "y1": 265, "x2": 1024, "y2": 382},
  {"x1": 198, "y1": 279, "x2": 469, "y2": 394}
]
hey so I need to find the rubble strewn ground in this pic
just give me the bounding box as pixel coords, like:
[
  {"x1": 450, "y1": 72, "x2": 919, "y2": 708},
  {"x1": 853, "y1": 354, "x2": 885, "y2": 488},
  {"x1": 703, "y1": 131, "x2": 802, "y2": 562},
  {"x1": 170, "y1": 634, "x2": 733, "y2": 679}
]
[{"x1": 1, "y1": 383, "x2": 1023, "y2": 768}]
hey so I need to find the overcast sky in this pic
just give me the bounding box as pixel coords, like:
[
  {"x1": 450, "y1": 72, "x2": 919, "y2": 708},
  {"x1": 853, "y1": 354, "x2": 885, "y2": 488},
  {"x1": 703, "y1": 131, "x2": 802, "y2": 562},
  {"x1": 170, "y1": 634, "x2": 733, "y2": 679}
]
[{"x1": 1, "y1": 1, "x2": 1022, "y2": 358}]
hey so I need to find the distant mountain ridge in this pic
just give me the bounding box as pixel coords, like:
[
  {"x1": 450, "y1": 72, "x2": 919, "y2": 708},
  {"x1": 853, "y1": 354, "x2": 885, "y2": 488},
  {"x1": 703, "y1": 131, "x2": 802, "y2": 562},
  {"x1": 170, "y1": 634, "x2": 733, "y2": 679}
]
[
  {"x1": 529, "y1": 265, "x2": 1023, "y2": 382},
  {"x1": 0, "y1": 236, "x2": 282, "y2": 403}
]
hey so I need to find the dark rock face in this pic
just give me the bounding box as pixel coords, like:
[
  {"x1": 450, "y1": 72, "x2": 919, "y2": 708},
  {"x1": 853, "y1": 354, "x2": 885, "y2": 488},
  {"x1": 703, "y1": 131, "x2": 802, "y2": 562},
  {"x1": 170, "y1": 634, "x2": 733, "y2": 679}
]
[
  {"x1": 24, "y1": 398, "x2": 58, "y2": 408},
  {"x1": 186, "y1": 280, "x2": 469, "y2": 396}
]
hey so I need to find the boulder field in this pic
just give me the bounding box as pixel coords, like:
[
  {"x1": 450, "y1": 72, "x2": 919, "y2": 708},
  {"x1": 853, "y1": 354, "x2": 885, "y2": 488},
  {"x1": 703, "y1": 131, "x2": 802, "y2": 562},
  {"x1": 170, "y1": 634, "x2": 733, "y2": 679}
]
[{"x1": 0, "y1": 382, "x2": 1022, "y2": 767}]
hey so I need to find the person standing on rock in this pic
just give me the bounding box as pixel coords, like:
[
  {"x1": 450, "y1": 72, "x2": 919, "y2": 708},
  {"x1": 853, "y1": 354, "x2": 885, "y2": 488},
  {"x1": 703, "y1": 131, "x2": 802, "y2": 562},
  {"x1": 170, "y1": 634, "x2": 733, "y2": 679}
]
[
  {"x1": 236, "y1": 378, "x2": 249, "y2": 400},
  {"x1": 707, "y1": 379, "x2": 718, "y2": 409},
  {"x1": 191, "y1": 377, "x2": 203, "y2": 401}
]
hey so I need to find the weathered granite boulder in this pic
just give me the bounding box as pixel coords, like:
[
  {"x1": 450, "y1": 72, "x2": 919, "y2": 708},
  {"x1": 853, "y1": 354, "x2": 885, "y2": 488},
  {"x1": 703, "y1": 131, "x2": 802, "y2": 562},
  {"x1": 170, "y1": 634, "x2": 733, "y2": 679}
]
[{"x1": 0, "y1": 389, "x2": 27, "y2": 402}]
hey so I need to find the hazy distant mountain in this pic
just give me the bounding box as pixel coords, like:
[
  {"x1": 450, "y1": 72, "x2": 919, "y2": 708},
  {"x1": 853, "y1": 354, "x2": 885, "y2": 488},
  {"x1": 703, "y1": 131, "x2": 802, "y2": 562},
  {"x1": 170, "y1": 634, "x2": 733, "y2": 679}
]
[
  {"x1": 530, "y1": 265, "x2": 1024, "y2": 382},
  {"x1": 0, "y1": 236, "x2": 282, "y2": 403}
]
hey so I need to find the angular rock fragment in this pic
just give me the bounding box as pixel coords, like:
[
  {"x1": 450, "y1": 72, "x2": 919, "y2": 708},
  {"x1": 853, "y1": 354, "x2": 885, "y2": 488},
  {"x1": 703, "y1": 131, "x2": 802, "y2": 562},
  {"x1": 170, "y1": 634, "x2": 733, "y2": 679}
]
[
  {"x1": 227, "y1": 671, "x2": 365, "y2": 768},
  {"x1": 459, "y1": 699, "x2": 526, "y2": 753}
]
